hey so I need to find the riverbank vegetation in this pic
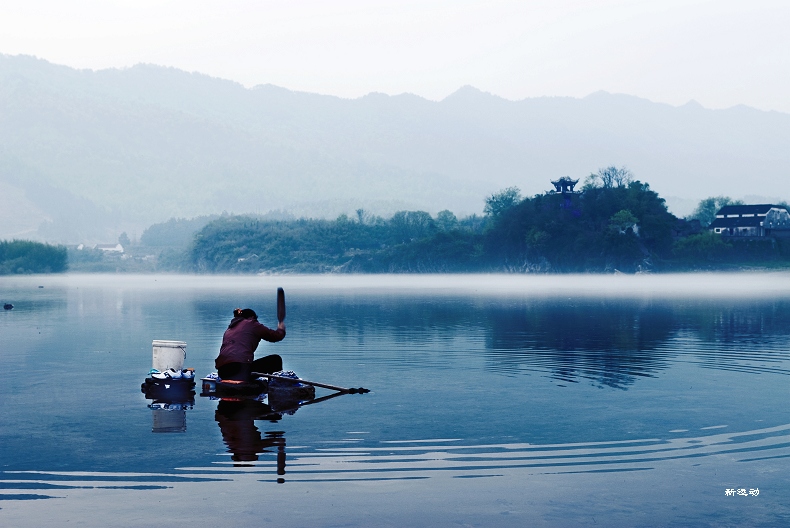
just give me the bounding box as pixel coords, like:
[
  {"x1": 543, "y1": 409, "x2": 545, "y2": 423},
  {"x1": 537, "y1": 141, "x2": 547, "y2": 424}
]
[
  {"x1": 0, "y1": 240, "x2": 68, "y2": 274},
  {"x1": 65, "y1": 167, "x2": 790, "y2": 274}
]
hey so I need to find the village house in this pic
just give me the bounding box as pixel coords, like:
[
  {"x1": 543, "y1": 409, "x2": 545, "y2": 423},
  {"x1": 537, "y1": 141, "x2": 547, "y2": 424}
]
[
  {"x1": 709, "y1": 204, "x2": 790, "y2": 238},
  {"x1": 94, "y1": 243, "x2": 124, "y2": 253}
]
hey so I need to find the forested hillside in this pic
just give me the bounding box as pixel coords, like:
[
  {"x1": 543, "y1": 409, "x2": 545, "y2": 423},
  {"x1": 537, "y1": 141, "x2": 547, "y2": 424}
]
[
  {"x1": 58, "y1": 171, "x2": 790, "y2": 274},
  {"x1": 183, "y1": 175, "x2": 790, "y2": 273},
  {"x1": 186, "y1": 176, "x2": 674, "y2": 273},
  {"x1": 189, "y1": 210, "x2": 484, "y2": 273}
]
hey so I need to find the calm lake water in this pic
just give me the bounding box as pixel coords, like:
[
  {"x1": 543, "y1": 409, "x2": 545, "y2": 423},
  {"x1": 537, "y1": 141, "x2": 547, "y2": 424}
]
[{"x1": 1, "y1": 273, "x2": 789, "y2": 527}]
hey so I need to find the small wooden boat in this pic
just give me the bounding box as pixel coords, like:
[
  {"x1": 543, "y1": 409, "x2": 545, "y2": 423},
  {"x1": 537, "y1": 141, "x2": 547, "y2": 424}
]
[
  {"x1": 200, "y1": 375, "x2": 316, "y2": 402},
  {"x1": 201, "y1": 377, "x2": 267, "y2": 396},
  {"x1": 141, "y1": 376, "x2": 196, "y2": 401}
]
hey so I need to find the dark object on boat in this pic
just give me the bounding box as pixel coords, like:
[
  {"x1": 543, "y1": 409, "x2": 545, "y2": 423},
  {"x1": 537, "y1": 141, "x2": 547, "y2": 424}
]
[
  {"x1": 202, "y1": 377, "x2": 269, "y2": 396},
  {"x1": 3, "y1": 304, "x2": 13, "y2": 310},
  {"x1": 277, "y1": 287, "x2": 286, "y2": 322},
  {"x1": 141, "y1": 376, "x2": 196, "y2": 401},
  {"x1": 268, "y1": 375, "x2": 317, "y2": 402}
]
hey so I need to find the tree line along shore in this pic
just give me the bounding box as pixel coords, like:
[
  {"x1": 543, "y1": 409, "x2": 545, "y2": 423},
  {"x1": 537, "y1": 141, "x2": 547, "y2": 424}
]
[{"x1": 5, "y1": 168, "x2": 790, "y2": 275}]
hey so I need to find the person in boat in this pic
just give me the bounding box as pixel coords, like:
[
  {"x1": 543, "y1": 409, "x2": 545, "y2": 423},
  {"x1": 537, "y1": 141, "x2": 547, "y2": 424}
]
[{"x1": 215, "y1": 307, "x2": 285, "y2": 381}]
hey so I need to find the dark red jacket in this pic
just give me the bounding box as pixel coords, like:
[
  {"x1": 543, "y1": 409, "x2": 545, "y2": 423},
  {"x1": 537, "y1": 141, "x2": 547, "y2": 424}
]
[{"x1": 215, "y1": 317, "x2": 285, "y2": 368}]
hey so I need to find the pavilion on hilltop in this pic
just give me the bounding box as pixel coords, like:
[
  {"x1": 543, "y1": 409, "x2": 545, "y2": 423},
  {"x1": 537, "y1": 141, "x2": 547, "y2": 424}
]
[{"x1": 550, "y1": 177, "x2": 581, "y2": 195}]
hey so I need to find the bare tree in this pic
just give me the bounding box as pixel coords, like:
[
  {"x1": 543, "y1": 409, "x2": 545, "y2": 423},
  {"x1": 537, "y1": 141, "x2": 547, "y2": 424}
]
[{"x1": 596, "y1": 166, "x2": 633, "y2": 189}]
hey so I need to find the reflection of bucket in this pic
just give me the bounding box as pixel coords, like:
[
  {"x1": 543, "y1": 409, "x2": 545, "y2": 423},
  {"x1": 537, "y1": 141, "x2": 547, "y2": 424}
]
[
  {"x1": 152, "y1": 340, "x2": 187, "y2": 371},
  {"x1": 151, "y1": 409, "x2": 186, "y2": 433}
]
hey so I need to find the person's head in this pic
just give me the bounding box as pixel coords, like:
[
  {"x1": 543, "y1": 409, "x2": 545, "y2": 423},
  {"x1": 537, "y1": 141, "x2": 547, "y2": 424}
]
[{"x1": 233, "y1": 308, "x2": 258, "y2": 320}]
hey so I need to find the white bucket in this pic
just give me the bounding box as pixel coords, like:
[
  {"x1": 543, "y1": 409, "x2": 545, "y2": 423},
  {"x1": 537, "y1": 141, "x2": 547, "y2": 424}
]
[{"x1": 152, "y1": 340, "x2": 187, "y2": 371}]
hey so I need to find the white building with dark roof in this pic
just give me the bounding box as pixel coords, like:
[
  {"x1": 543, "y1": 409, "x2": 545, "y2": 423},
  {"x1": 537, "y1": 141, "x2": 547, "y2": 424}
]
[
  {"x1": 94, "y1": 243, "x2": 124, "y2": 253},
  {"x1": 709, "y1": 204, "x2": 790, "y2": 237}
]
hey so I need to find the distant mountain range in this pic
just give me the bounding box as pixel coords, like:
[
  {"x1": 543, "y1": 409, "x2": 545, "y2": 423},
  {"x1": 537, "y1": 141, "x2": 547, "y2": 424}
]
[{"x1": 1, "y1": 54, "x2": 789, "y2": 244}]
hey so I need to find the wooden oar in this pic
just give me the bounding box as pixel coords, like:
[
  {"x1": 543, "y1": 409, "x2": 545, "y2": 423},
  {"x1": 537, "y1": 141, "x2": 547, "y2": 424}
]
[
  {"x1": 277, "y1": 287, "x2": 286, "y2": 323},
  {"x1": 254, "y1": 372, "x2": 370, "y2": 394}
]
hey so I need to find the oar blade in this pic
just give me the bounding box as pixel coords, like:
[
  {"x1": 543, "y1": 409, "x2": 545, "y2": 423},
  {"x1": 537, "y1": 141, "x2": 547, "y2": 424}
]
[{"x1": 277, "y1": 287, "x2": 286, "y2": 322}]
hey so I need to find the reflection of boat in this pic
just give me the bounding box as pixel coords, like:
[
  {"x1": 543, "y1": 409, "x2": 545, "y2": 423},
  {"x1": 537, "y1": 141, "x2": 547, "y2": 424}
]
[{"x1": 141, "y1": 378, "x2": 196, "y2": 433}]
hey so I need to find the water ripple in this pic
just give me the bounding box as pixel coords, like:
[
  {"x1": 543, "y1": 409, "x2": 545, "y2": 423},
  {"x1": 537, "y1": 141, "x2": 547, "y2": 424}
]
[{"x1": 4, "y1": 424, "x2": 787, "y2": 493}]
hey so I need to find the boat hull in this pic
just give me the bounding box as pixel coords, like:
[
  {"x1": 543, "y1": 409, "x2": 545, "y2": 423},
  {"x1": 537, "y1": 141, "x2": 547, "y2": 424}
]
[
  {"x1": 200, "y1": 377, "x2": 316, "y2": 402},
  {"x1": 141, "y1": 377, "x2": 196, "y2": 400}
]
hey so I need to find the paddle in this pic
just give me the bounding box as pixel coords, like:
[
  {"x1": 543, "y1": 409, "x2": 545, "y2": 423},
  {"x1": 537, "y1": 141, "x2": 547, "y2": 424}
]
[
  {"x1": 268, "y1": 288, "x2": 368, "y2": 394},
  {"x1": 277, "y1": 287, "x2": 286, "y2": 323},
  {"x1": 254, "y1": 372, "x2": 370, "y2": 394}
]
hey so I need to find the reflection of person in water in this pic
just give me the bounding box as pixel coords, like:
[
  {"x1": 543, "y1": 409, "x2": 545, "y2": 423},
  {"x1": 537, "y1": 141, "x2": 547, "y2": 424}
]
[
  {"x1": 215, "y1": 399, "x2": 286, "y2": 476},
  {"x1": 216, "y1": 308, "x2": 285, "y2": 382}
]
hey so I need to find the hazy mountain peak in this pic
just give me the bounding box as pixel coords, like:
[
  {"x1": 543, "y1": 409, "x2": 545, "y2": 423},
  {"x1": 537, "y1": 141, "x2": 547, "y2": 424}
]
[
  {"x1": 682, "y1": 99, "x2": 704, "y2": 109},
  {"x1": 361, "y1": 91, "x2": 394, "y2": 100},
  {"x1": 582, "y1": 90, "x2": 664, "y2": 108},
  {"x1": 442, "y1": 85, "x2": 501, "y2": 102},
  {"x1": 2, "y1": 55, "x2": 790, "y2": 243}
]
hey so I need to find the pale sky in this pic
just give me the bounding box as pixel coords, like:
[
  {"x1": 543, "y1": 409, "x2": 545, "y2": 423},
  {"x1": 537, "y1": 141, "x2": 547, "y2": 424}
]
[{"x1": 1, "y1": 0, "x2": 789, "y2": 112}]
